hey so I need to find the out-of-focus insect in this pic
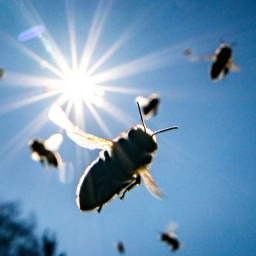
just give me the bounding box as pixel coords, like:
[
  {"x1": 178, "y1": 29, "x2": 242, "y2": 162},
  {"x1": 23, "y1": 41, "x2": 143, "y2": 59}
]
[
  {"x1": 0, "y1": 68, "x2": 5, "y2": 80},
  {"x1": 160, "y1": 223, "x2": 180, "y2": 252},
  {"x1": 48, "y1": 103, "x2": 178, "y2": 213},
  {"x1": 135, "y1": 93, "x2": 160, "y2": 120},
  {"x1": 183, "y1": 48, "x2": 192, "y2": 57},
  {"x1": 29, "y1": 134, "x2": 63, "y2": 168},
  {"x1": 115, "y1": 241, "x2": 125, "y2": 254},
  {"x1": 185, "y1": 44, "x2": 239, "y2": 81}
]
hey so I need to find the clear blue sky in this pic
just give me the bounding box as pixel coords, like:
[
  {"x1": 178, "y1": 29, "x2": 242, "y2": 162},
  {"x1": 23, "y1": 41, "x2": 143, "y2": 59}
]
[{"x1": 0, "y1": 0, "x2": 256, "y2": 255}]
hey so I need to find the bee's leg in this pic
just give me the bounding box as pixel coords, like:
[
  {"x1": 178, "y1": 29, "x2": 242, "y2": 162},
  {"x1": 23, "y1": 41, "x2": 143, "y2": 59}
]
[
  {"x1": 120, "y1": 175, "x2": 141, "y2": 200},
  {"x1": 97, "y1": 204, "x2": 103, "y2": 213},
  {"x1": 40, "y1": 159, "x2": 47, "y2": 170}
]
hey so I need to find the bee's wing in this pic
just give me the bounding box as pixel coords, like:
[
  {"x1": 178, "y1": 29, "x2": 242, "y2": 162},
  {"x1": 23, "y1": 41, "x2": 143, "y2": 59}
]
[
  {"x1": 48, "y1": 104, "x2": 113, "y2": 150},
  {"x1": 135, "y1": 96, "x2": 148, "y2": 106},
  {"x1": 31, "y1": 152, "x2": 41, "y2": 161},
  {"x1": 230, "y1": 62, "x2": 240, "y2": 72},
  {"x1": 44, "y1": 133, "x2": 63, "y2": 151},
  {"x1": 166, "y1": 222, "x2": 178, "y2": 235},
  {"x1": 140, "y1": 170, "x2": 164, "y2": 199},
  {"x1": 189, "y1": 54, "x2": 214, "y2": 62},
  {"x1": 66, "y1": 128, "x2": 113, "y2": 150}
]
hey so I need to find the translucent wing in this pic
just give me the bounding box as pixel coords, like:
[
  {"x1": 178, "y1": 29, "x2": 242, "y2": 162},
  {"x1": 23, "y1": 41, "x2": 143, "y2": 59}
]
[
  {"x1": 31, "y1": 151, "x2": 41, "y2": 161},
  {"x1": 48, "y1": 104, "x2": 113, "y2": 150},
  {"x1": 44, "y1": 133, "x2": 63, "y2": 151},
  {"x1": 135, "y1": 96, "x2": 148, "y2": 107},
  {"x1": 66, "y1": 128, "x2": 113, "y2": 150},
  {"x1": 189, "y1": 55, "x2": 214, "y2": 62},
  {"x1": 166, "y1": 222, "x2": 178, "y2": 235},
  {"x1": 230, "y1": 62, "x2": 240, "y2": 72},
  {"x1": 184, "y1": 48, "x2": 214, "y2": 62},
  {"x1": 140, "y1": 170, "x2": 164, "y2": 199}
]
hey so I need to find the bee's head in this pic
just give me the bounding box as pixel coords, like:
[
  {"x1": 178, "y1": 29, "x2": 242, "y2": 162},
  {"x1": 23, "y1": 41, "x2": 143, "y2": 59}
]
[{"x1": 136, "y1": 102, "x2": 178, "y2": 138}]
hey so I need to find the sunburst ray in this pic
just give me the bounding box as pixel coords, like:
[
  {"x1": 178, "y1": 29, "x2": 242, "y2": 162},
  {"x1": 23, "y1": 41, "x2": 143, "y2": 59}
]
[
  {"x1": 78, "y1": 0, "x2": 116, "y2": 73},
  {"x1": 0, "y1": 89, "x2": 62, "y2": 116}
]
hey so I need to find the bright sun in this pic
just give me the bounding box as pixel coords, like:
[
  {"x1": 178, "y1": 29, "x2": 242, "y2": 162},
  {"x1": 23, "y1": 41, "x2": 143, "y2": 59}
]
[
  {"x1": 0, "y1": 0, "x2": 177, "y2": 137},
  {"x1": 62, "y1": 71, "x2": 105, "y2": 107}
]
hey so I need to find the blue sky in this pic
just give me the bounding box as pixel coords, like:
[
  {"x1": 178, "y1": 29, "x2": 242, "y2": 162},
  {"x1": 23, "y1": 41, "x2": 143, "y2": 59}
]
[{"x1": 0, "y1": 0, "x2": 256, "y2": 255}]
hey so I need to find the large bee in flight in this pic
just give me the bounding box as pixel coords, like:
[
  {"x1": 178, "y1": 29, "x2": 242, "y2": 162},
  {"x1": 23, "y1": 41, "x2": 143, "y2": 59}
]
[{"x1": 48, "y1": 103, "x2": 178, "y2": 213}]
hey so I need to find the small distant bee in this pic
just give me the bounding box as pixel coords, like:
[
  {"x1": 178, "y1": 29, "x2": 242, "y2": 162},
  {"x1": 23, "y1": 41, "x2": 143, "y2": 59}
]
[
  {"x1": 210, "y1": 44, "x2": 240, "y2": 81},
  {"x1": 115, "y1": 241, "x2": 125, "y2": 254},
  {"x1": 29, "y1": 134, "x2": 63, "y2": 168},
  {"x1": 185, "y1": 44, "x2": 239, "y2": 81},
  {"x1": 160, "y1": 223, "x2": 180, "y2": 252},
  {"x1": 183, "y1": 48, "x2": 192, "y2": 57},
  {"x1": 48, "y1": 103, "x2": 178, "y2": 213},
  {"x1": 135, "y1": 93, "x2": 160, "y2": 120},
  {"x1": 0, "y1": 68, "x2": 5, "y2": 80}
]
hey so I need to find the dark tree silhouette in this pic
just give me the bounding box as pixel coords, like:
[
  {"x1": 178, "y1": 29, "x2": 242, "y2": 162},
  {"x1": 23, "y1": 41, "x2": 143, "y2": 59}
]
[
  {"x1": 0, "y1": 201, "x2": 66, "y2": 256},
  {"x1": 0, "y1": 201, "x2": 40, "y2": 255},
  {"x1": 42, "y1": 231, "x2": 57, "y2": 256}
]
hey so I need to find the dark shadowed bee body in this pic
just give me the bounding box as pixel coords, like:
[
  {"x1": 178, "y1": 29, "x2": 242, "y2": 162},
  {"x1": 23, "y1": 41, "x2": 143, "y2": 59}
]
[
  {"x1": 29, "y1": 134, "x2": 63, "y2": 168},
  {"x1": 136, "y1": 93, "x2": 160, "y2": 119},
  {"x1": 76, "y1": 125, "x2": 157, "y2": 212},
  {"x1": 142, "y1": 96, "x2": 160, "y2": 117},
  {"x1": 0, "y1": 68, "x2": 4, "y2": 80},
  {"x1": 210, "y1": 44, "x2": 233, "y2": 81},
  {"x1": 185, "y1": 43, "x2": 239, "y2": 81},
  {"x1": 116, "y1": 241, "x2": 125, "y2": 254},
  {"x1": 30, "y1": 139, "x2": 58, "y2": 167},
  {"x1": 160, "y1": 232, "x2": 180, "y2": 252},
  {"x1": 49, "y1": 103, "x2": 178, "y2": 213}
]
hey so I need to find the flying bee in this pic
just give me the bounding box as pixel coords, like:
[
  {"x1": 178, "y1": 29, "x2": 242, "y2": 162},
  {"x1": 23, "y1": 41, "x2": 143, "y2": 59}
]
[
  {"x1": 48, "y1": 103, "x2": 178, "y2": 213},
  {"x1": 0, "y1": 68, "x2": 5, "y2": 80},
  {"x1": 115, "y1": 241, "x2": 125, "y2": 254},
  {"x1": 135, "y1": 93, "x2": 160, "y2": 120},
  {"x1": 29, "y1": 133, "x2": 63, "y2": 168},
  {"x1": 209, "y1": 44, "x2": 240, "y2": 81},
  {"x1": 185, "y1": 44, "x2": 239, "y2": 81},
  {"x1": 183, "y1": 48, "x2": 192, "y2": 57},
  {"x1": 160, "y1": 223, "x2": 180, "y2": 252}
]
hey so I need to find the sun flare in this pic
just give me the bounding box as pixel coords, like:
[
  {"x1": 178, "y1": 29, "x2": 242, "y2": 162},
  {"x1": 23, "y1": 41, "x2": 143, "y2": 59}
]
[
  {"x1": 61, "y1": 71, "x2": 105, "y2": 107},
  {"x1": 0, "y1": 0, "x2": 180, "y2": 149}
]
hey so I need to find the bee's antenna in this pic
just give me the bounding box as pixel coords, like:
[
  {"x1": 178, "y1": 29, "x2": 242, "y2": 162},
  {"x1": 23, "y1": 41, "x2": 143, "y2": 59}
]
[
  {"x1": 136, "y1": 101, "x2": 146, "y2": 133},
  {"x1": 152, "y1": 126, "x2": 178, "y2": 137}
]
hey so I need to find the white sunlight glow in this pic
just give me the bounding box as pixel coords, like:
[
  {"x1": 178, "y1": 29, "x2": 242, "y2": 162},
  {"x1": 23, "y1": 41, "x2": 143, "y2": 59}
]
[
  {"x1": 61, "y1": 71, "x2": 105, "y2": 107},
  {"x1": 0, "y1": 0, "x2": 183, "y2": 138}
]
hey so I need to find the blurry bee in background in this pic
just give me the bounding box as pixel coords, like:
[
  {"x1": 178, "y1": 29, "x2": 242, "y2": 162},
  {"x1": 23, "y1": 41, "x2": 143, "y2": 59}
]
[
  {"x1": 29, "y1": 133, "x2": 63, "y2": 168},
  {"x1": 115, "y1": 241, "x2": 125, "y2": 254},
  {"x1": 160, "y1": 222, "x2": 181, "y2": 252},
  {"x1": 135, "y1": 93, "x2": 160, "y2": 120},
  {"x1": 0, "y1": 68, "x2": 5, "y2": 80},
  {"x1": 48, "y1": 103, "x2": 178, "y2": 213},
  {"x1": 184, "y1": 43, "x2": 239, "y2": 81},
  {"x1": 183, "y1": 48, "x2": 192, "y2": 57}
]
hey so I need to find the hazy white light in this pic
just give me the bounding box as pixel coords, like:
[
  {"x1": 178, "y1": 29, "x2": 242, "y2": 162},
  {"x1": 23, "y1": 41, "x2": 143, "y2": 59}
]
[{"x1": 60, "y1": 71, "x2": 105, "y2": 107}]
